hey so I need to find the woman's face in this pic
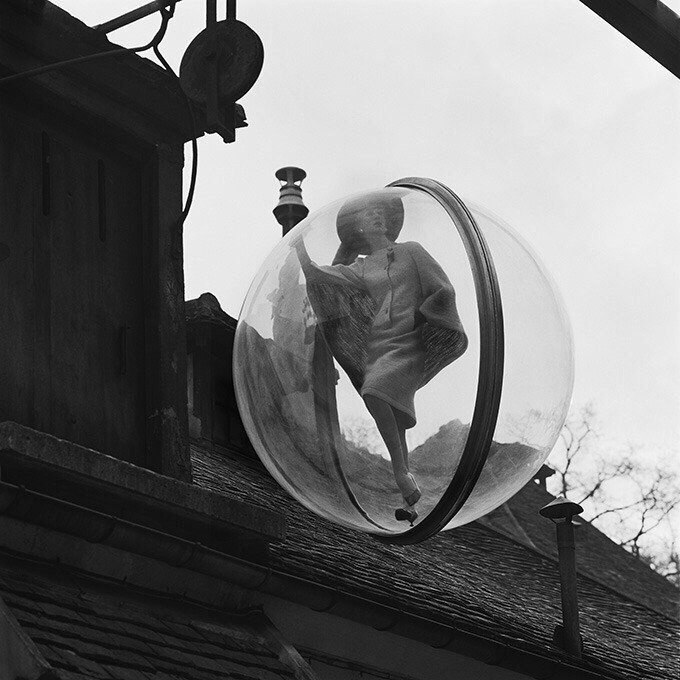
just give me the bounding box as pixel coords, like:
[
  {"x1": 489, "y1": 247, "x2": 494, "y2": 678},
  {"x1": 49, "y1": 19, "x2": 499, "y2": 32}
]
[{"x1": 356, "y1": 204, "x2": 387, "y2": 237}]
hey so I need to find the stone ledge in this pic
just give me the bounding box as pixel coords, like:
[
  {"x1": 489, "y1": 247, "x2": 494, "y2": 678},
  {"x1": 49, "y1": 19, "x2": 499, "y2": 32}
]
[{"x1": 0, "y1": 422, "x2": 285, "y2": 560}]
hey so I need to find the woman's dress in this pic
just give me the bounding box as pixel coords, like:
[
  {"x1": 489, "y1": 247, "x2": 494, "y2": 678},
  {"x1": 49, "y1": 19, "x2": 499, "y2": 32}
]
[{"x1": 302, "y1": 240, "x2": 467, "y2": 429}]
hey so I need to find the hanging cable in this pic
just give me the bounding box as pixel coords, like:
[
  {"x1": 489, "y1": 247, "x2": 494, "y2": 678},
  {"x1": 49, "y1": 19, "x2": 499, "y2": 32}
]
[
  {"x1": 152, "y1": 8, "x2": 199, "y2": 226},
  {"x1": 0, "y1": 5, "x2": 174, "y2": 87}
]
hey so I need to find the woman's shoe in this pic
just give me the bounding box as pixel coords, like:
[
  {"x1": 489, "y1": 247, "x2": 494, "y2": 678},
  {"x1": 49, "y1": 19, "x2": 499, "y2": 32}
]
[
  {"x1": 395, "y1": 473, "x2": 420, "y2": 526},
  {"x1": 404, "y1": 487, "x2": 421, "y2": 507},
  {"x1": 394, "y1": 507, "x2": 418, "y2": 526},
  {"x1": 403, "y1": 473, "x2": 421, "y2": 506}
]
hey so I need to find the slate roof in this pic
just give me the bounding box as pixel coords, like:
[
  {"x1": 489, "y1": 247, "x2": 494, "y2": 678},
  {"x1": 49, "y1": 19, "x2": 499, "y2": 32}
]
[
  {"x1": 0, "y1": 553, "x2": 309, "y2": 680},
  {"x1": 191, "y1": 444, "x2": 680, "y2": 680},
  {"x1": 480, "y1": 476, "x2": 679, "y2": 621}
]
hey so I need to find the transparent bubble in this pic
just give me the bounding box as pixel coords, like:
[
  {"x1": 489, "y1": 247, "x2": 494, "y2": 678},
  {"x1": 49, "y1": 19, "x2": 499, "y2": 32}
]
[
  {"x1": 234, "y1": 181, "x2": 573, "y2": 542},
  {"x1": 444, "y1": 202, "x2": 574, "y2": 529}
]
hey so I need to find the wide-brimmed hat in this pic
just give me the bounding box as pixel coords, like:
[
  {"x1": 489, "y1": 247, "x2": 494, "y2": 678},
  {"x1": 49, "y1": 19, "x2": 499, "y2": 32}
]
[{"x1": 332, "y1": 190, "x2": 405, "y2": 265}]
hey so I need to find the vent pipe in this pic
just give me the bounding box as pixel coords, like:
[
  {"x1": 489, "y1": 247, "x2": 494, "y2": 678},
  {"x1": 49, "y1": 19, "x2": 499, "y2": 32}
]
[
  {"x1": 539, "y1": 495, "x2": 584, "y2": 658},
  {"x1": 273, "y1": 167, "x2": 309, "y2": 236}
]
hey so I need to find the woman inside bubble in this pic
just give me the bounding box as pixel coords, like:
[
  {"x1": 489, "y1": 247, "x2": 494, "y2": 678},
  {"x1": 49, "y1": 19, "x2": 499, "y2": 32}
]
[{"x1": 295, "y1": 191, "x2": 467, "y2": 525}]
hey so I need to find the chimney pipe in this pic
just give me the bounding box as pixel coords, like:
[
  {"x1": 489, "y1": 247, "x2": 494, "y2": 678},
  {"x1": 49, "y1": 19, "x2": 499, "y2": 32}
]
[
  {"x1": 539, "y1": 495, "x2": 584, "y2": 658},
  {"x1": 273, "y1": 166, "x2": 309, "y2": 236}
]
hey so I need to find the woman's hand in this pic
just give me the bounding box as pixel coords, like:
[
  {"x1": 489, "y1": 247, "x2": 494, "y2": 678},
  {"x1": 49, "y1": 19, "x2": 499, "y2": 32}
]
[{"x1": 293, "y1": 237, "x2": 312, "y2": 269}]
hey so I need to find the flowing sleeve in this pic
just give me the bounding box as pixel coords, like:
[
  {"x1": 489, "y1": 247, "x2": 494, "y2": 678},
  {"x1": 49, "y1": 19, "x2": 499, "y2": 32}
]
[
  {"x1": 301, "y1": 259, "x2": 365, "y2": 289},
  {"x1": 297, "y1": 255, "x2": 373, "y2": 392},
  {"x1": 407, "y1": 242, "x2": 468, "y2": 386},
  {"x1": 297, "y1": 255, "x2": 368, "y2": 325}
]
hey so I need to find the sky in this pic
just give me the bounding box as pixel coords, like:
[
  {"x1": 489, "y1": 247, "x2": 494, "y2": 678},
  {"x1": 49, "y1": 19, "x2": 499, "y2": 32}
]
[{"x1": 57, "y1": 1, "x2": 680, "y2": 466}]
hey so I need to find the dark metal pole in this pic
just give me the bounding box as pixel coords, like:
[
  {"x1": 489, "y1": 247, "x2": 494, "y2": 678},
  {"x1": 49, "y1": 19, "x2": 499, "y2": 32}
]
[
  {"x1": 539, "y1": 495, "x2": 584, "y2": 657},
  {"x1": 95, "y1": 1, "x2": 182, "y2": 33},
  {"x1": 206, "y1": 0, "x2": 217, "y2": 25},
  {"x1": 555, "y1": 519, "x2": 582, "y2": 658},
  {"x1": 578, "y1": 0, "x2": 680, "y2": 80}
]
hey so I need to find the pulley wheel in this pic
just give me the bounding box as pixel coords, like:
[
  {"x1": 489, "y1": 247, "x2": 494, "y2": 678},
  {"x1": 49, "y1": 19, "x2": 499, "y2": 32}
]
[{"x1": 179, "y1": 20, "x2": 264, "y2": 103}]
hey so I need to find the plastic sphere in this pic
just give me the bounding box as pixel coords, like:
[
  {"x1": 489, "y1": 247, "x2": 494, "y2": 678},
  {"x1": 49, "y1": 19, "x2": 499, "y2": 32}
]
[{"x1": 234, "y1": 178, "x2": 574, "y2": 543}]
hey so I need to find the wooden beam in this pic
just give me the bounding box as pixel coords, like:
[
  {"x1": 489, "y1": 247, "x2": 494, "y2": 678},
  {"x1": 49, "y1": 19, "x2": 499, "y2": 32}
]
[
  {"x1": 143, "y1": 142, "x2": 192, "y2": 482},
  {"x1": 579, "y1": 0, "x2": 680, "y2": 78}
]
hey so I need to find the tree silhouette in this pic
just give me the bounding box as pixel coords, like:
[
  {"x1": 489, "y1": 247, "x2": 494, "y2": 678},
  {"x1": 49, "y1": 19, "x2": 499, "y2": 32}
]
[{"x1": 548, "y1": 404, "x2": 680, "y2": 586}]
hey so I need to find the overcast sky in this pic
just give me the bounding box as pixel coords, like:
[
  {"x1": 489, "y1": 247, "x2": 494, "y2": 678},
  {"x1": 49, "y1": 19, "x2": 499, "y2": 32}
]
[{"x1": 58, "y1": 1, "x2": 680, "y2": 464}]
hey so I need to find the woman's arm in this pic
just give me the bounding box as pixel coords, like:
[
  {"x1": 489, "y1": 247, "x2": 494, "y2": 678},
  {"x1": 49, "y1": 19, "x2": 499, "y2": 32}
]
[
  {"x1": 293, "y1": 238, "x2": 364, "y2": 288},
  {"x1": 406, "y1": 242, "x2": 465, "y2": 334},
  {"x1": 293, "y1": 238, "x2": 313, "y2": 270}
]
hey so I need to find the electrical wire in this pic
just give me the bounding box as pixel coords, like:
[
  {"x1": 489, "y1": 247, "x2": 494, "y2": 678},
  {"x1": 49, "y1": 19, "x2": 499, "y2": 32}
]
[
  {"x1": 153, "y1": 23, "x2": 199, "y2": 227},
  {"x1": 0, "y1": 7, "x2": 173, "y2": 86}
]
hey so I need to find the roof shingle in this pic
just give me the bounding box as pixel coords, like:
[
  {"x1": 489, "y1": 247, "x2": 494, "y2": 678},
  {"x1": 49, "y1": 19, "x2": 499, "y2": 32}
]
[{"x1": 0, "y1": 557, "x2": 309, "y2": 680}]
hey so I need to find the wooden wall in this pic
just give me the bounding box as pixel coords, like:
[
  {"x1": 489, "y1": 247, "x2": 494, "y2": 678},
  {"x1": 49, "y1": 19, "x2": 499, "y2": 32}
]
[{"x1": 0, "y1": 100, "x2": 149, "y2": 465}]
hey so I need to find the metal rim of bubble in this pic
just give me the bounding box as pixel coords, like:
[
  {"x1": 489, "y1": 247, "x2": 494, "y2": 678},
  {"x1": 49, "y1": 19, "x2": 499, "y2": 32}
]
[{"x1": 374, "y1": 177, "x2": 505, "y2": 544}]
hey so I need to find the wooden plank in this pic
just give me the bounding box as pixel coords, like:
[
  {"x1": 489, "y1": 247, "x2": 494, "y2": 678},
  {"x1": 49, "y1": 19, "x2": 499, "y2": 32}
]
[
  {"x1": 0, "y1": 104, "x2": 39, "y2": 429},
  {"x1": 32, "y1": 129, "x2": 55, "y2": 436},
  {"x1": 578, "y1": 0, "x2": 680, "y2": 79},
  {"x1": 98, "y1": 137, "x2": 147, "y2": 463},
  {"x1": 142, "y1": 142, "x2": 191, "y2": 481},
  {"x1": 44, "y1": 108, "x2": 147, "y2": 463},
  {"x1": 194, "y1": 324, "x2": 214, "y2": 445}
]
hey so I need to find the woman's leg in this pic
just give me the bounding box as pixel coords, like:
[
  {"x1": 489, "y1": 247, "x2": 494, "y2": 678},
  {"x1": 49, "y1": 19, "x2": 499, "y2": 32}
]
[
  {"x1": 396, "y1": 425, "x2": 420, "y2": 509},
  {"x1": 398, "y1": 428, "x2": 409, "y2": 470},
  {"x1": 364, "y1": 395, "x2": 419, "y2": 503}
]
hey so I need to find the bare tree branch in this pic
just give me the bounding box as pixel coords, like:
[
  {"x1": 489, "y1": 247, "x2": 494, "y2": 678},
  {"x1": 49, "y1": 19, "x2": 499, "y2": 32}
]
[
  {"x1": 548, "y1": 404, "x2": 680, "y2": 585},
  {"x1": 588, "y1": 498, "x2": 647, "y2": 522}
]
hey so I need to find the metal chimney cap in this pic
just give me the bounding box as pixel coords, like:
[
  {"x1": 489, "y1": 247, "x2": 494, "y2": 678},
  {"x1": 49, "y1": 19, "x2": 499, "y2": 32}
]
[
  {"x1": 276, "y1": 166, "x2": 306, "y2": 184},
  {"x1": 539, "y1": 496, "x2": 584, "y2": 521},
  {"x1": 273, "y1": 167, "x2": 309, "y2": 235}
]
